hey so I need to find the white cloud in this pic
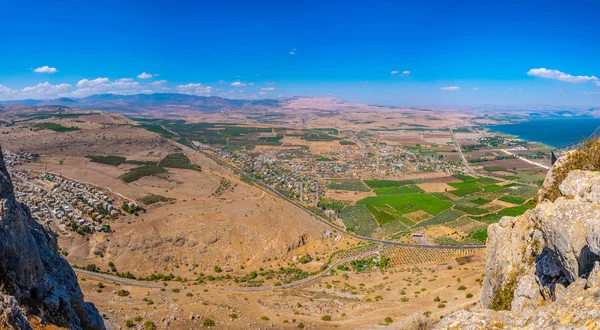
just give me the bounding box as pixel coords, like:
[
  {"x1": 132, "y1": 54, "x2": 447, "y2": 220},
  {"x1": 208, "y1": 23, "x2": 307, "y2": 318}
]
[
  {"x1": 149, "y1": 80, "x2": 167, "y2": 86},
  {"x1": 265, "y1": 81, "x2": 277, "y2": 85},
  {"x1": 391, "y1": 70, "x2": 410, "y2": 76},
  {"x1": 137, "y1": 72, "x2": 155, "y2": 79},
  {"x1": 33, "y1": 66, "x2": 58, "y2": 73},
  {"x1": 440, "y1": 86, "x2": 460, "y2": 91},
  {"x1": 230, "y1": 81, "x2": 246, "y2": 87},
  {"x1": 0, "y1": 85, "x2": 14, "y2": 95},
  {"x1": 76, "y1": 77, "x2": 110, "y2": 88},
  {"x1": 527, "y1": 68, "x2": 599, "y2": 84},
  {"x1": 21, "y1": 82, "x2": 71, "y2": 97},
  {"x1": 72, "y1": 78, "x2": 111, "y2": 97},
  {"x1": 176, "y1": 83, "x2": 212, "y2": 96},
  {"x1": 289, "y1": 51, "x2": 296, "y2": 55},
  {"x1": 218, "y1": 80, "x2": 225, "y2": 84},
  {"x1": 112, "y1": 78, "x2": 140, "y2": 89},
  {"x1": 248, "y1": 82, "x2": 255, "y2": 86},
  {"x1": 259, "y1": 91, "x2": 268, "y2": 95},
  {"x1": 261, "y1": 87, "x2": 275, "y2": 91}
]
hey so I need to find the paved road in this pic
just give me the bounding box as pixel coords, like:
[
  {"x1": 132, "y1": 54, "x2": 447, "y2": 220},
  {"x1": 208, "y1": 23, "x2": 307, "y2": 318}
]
[
  {"x1": 75, "y1": 245, "x2": 387, "y2": 291},
  {"x1": 449, "y1": 129, "x2": 474, "y2": 174},
  {"x1": 191, "y1": 142, "x2": 485, "y2": 250},
  {"x1": 74, "y1": 269, "x2": 163, "y2": 288}
]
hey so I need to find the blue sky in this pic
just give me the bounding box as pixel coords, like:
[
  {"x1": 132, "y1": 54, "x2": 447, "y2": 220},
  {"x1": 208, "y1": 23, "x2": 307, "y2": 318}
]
[{"x1": 1, "y1": 0, "x2": 600, "y2": 106}]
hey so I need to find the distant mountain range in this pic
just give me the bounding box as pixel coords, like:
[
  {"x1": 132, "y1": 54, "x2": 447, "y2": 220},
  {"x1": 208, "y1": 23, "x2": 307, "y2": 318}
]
[{"x1": 0, "y1": 93, "x2": 282, "y2": 112}]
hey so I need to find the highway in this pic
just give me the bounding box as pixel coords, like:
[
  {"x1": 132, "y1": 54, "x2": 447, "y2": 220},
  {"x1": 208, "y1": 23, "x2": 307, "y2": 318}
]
[{"x1": 189, "y1": 140, "x2": 485, "y2": 250}]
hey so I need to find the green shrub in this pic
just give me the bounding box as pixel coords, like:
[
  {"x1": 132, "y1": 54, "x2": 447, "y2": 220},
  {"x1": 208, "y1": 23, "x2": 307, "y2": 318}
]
[
  {"x1": 134, "y1": 316, "x2": 143, "y2": 322},
  {"x1": 144, "y1": 321, "x2": 156, "y2": 330},
  {"x1": 384, "y1": 317, "x2": 393, "y2": 324},
  {"x1": 321, "y1": 315, "x2": 332, "y2": 321},
  {"x1": 158, "y1": 153, "x2": 201, "y2": 171},
  {"x1": 125, "y1": 320, "x2": 134, "y2": 328},
  {"x1": 203, "y1": 318, "x2": 216, "y2": 327},
  {"x1": 139, "y1": 194, "x2": 175, "y2": 205},
  {"x1": 261, "y1": 316, "x2": 270, "y2": 321},
  {"x1": 458, "y1": 286, "x2": 467, "y2": 290},
  {"x1": 121, "y1": 166, "x2": 167, "y2": 183},
  {"x1": 490, "y1": 277, "x2": 518, "y2": 311},
  {"x1": 117, "y1": 290, "x2": 129, "y2": 297}
]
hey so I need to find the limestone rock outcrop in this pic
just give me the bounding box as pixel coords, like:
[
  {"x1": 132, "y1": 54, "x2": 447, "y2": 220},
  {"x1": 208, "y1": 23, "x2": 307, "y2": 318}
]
[
  {"x1": 0, "y1": 147, "x2": 104, "y2": 329},
  {"x1": 437, "y1": 168, "x2": 600, "y2": 329}
]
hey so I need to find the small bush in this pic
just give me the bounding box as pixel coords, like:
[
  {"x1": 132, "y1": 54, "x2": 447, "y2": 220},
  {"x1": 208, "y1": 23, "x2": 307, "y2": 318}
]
[
  {"x1": 466, "y1": 293, "x2": 474, "y2": 298},
  {"x1": 298, "y1": 322, "x2": 305, "y2": 329},
  {"x1": 172, "y1": 288, "x2": 180, "y2": 293},
  {"x1": 229, "y1": 314, "x2": 238, "y2": 319},
  {"x1": 143, "y1": 321, "x2": 156, "y2": 330},
  {"x1": 203, "y1": 318, "x2": 215, "y2": 327},
  {"x1": 458, "y1": 286, "x2": 467, "y2": 290},
  {"x1": 260, "y1": 316, "x2": 270, "y2": 321},
  {"x1": 134, "y1": 316, "x2": 143, "y2": 322},
  {"x1": 490, "y1": 277, "x2": 518, "y2": 311},
  {"x1": 117, "y1": 290, "x2": 130, "y2": 297},
  {"x1": 125, "y1": 320, "x2": 134, "y2": 328},
  {"x1": 321, "y1": 315, "x2": 332, "y2": 321},
  {"x1": 384, "y1": 317, "x2": 393, "y2": 324}
]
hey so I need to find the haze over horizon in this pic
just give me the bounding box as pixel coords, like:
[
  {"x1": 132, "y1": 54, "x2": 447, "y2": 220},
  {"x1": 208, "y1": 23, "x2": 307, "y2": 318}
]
[{"x1": 2, "y1": 0, "x2": 600, "y2": 106}]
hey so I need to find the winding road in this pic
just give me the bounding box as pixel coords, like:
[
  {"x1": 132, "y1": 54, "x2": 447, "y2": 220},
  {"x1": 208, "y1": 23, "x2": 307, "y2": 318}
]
[{"x1": 75, "y1": 245, "x2": 387, "y2": 291}]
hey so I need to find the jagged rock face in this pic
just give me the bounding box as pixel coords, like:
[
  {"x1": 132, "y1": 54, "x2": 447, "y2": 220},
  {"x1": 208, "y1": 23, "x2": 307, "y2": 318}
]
[
  {"x1": 0, "y1": 148, "x2": 104, "y2": 330},
  {"x1": 436, "y1": 168, "x2": 600, "y2": 329}
]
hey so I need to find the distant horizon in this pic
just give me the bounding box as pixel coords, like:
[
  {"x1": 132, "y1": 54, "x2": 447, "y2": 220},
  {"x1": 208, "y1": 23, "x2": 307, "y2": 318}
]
[{"x1": 2, "y1": 92, "x2": 600, "y2": 110}]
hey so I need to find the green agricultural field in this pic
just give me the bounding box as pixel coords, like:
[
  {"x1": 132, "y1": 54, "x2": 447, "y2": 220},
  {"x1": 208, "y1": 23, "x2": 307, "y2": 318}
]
[
  {"x1": 158, "y1": 153, "x2": 201, "y2": 171},
  {"x1": 86, "y1": 155, "x2": 126, "y2": 166},
  {"x1": 339, "y1": 140, "x2": 356, "y2": 145},
  {"x1": 471, "y1": 198, "x2": 491, "y2": 205},
  {"x1": 449, "y1": 186, "x2": 483, "y2": 197},
  {"x1": 477, "y1": 177, "x2": 501, "y2": 185},
  {"x1": 358, "y1": 193, "x2": 451, "y2": 216},
  {"x1": 328, "y1": 181, "x2": 371, "y2": 192},
  {"x1": 499, "y1": 195, "x2": 526, "y2": 204},
  {"x1": 482, "y1": 184, "x2": 504, "y2": 192},
  {"x1": 498, "y1": 204, "x2": 532, "y2": 217},
  {"x1": 339, "y1": 205, "x2": 379, "y2": 237},
  {"x1": 363, "y1": 179, "x2": 415, "y2": 189},
  {"x1": 471, "y1": 213, "x2": 503, "y2": 224},
  {"x1": 412, "y1": 209, "x2": 465, "y2": 229},
  {"x1": 374, "y1": 185, "x2": 421, "y2": 195},
  {"x1": 453, "y1": 174, "x2": 476, "y2": 182},
  {"x1": 448, "y1": 181, "x2": 480, "y2": 190},
  {"x1": 34, "y1": 122, "x2": 80, "y2": 132},
  {"x1": 121, "y1": 166, "x2": 167, "y2": 183}
]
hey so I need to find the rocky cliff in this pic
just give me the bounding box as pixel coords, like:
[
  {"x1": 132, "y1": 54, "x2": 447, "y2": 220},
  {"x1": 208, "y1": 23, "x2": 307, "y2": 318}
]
[
  {"x1": 0, "y1": 148, "x2": 104, "y2": 329},
  {"x1": 437, "y1": 156, "x2": 600, "y2": 329}
]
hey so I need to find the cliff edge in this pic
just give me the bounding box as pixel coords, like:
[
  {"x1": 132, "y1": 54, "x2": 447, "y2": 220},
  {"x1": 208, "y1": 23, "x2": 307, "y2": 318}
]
[
  {"x1": 0, "y1": 147, "x2": 104, "y2": 330},
  {"x1": 437, "y1": 152, "x2": 600, "y2": 329}
]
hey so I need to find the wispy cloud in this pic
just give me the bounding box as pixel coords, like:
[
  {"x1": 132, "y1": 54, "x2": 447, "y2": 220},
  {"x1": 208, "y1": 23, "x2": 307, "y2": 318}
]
[
  {"x1": 440, "y1": 86, "x2": 460, "y2": 91},
  {"x1": 33, "y1": 66, "x2": 58, "y2": 73},
  {"x1": 137, "y1": 72, "x2": 156, "y2": 79},
  {"x1": 22, "y1": 82, "x2": 71, "y2": 97},
  {"x1": 176, "y1": 83, "x2": 212, "y2": 96},
  {"x1": 261, "y1": 87, "x2": 275, "y2": 91},
  {"x1": 391, "y1": 70, "x2": 410, "y2": 76},
  {"x1": 527, "y1": 68, "x2": 598, "y2": 84},
  {"x1": 230, "y1": 81, "x2": 246, "y2": 87}
]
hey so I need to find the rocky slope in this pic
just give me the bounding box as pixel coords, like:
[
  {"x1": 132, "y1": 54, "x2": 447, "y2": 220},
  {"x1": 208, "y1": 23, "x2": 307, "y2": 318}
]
[
  {"x1": 437, "y1": 158, "x2": 600, "y2": 329},
  {"x1": 0, "y1": 147, "x2": 104, "y2": 329}
]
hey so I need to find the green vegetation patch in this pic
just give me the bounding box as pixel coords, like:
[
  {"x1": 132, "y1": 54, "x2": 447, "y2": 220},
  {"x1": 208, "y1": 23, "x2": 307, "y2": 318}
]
[
  {"x1": 471, "y1": 198, "x2": 491, "y2": 205},
  {"x1": 34, "y1": 122, "x2": 80, "y2": 132},
  {"x1": 448, "y1": 181, "x2": 480, "y2": 190},
  {"x1": 499, "y1": 195, "x2": 525, "y2": 205},
  {"x1": 483, "y1": 184, "x2": 504, "y2": 192},
  {"x1": 121, "y1": 166, "x2": 167, "y2": 183},
  {"x1": 340, "y1": 140, "x2": 356, "y2": 145},
  {"x1": 139, "y1": 194, "x2": 175, "y2": 205},
  {"x1": 328, "y1": 181, "x2": 370, "y2": 192},
  {"x1": 449, "y1": 186, "x2": 483, "y2": 197},
  {"x1": 87, "y1": 155, "x2": 126, "y2": 166},
  {"x1": 358, "y1": 193, "x2": 450, "y2": 216},
  {"x1": 364, "y1": 179, "x2": 415, "y2": 189},
  {"x1": 453, "y1": 174, "x2": 476, "y2": 182},
  {"x1": 412, "y1": 209, "x2": 465, "y2": 229},
  {"x1": 158, "y1": 153, "x2": 201, "y2": 171},
  {"x1": 498, "y1": 204, "x2": 532, "y2": 217},
  {"x1": 374, "y1": 185, "x2": 421, "y2": 195},
  {"x1": 339, "y1": 205, "x2": 379, "y2": 237}
]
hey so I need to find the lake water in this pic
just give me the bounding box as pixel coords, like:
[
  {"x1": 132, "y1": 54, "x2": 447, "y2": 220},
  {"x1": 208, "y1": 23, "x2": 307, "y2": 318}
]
[{"x1": 487, "y1": 118, "x2": 600, "y2": 148}]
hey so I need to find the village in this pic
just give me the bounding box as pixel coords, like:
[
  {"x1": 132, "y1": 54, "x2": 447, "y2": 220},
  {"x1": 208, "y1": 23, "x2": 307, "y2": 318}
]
[{"x1": 3, "y1": 150, "x2": 136, "y2": 236}]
